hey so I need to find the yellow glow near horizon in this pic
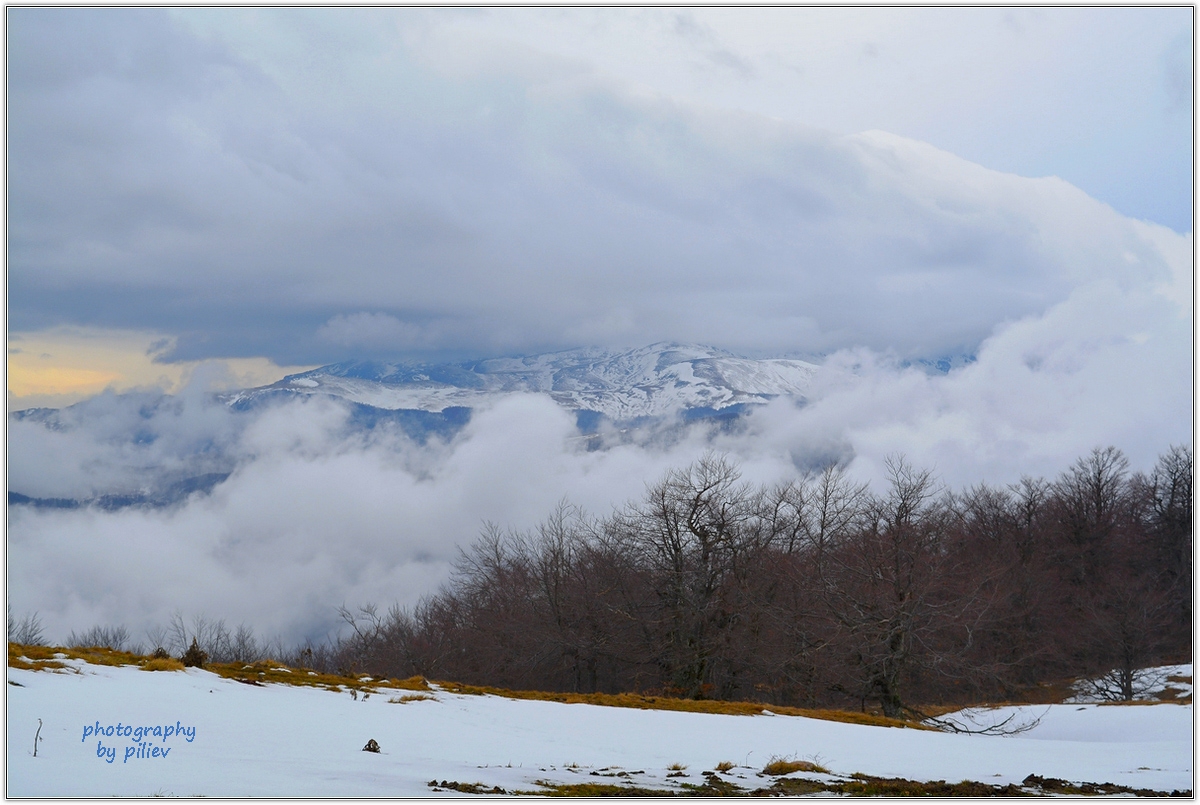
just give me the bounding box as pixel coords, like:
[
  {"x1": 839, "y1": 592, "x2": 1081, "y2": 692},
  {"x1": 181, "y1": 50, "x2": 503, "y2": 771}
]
[{"x1": 7, "y1": 327, "x2": 318, "y2": 410}]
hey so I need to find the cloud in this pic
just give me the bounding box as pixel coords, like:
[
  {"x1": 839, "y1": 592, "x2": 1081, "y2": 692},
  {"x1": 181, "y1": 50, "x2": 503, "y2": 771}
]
[
  {"x1": 8, "y1": 382, "x2": 245, "y2": 500},
  {"x1": 317, "y1": 312, "x2": 429, "y2": 351},
  {"x1": 7, "y1": 8, "x2": 1191, "y2": 368},
  {"x1": 1163, "y1": 29, "x2": 1193, "y2": 112},
  {"x1": 389, "y1": 7, "x2": 1192, "y2": 231},
  {"x1": 7, "y1": 391, "x2": 758, "y2": 644},
  {"x1": 736, "y1": 233, "x2": 1192, "y2": 491}
]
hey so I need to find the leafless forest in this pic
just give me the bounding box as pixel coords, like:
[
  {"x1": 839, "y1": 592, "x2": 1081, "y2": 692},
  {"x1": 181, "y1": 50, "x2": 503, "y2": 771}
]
[
  {"x1": 37, "y1": 444, "x2": 1190, "y2": 718},
  {"x1": 323, "y1": 445, "x2": 1191, "y2": 716}
]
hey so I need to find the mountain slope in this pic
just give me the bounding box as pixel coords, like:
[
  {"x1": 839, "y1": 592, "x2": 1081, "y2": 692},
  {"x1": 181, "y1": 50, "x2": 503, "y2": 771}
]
[
  {"x1": 8, "y1": 344, "x2": 818, "y2": 512},
  {"x1": 225, "y1": 343, "x2": 819, "y2": 420}
]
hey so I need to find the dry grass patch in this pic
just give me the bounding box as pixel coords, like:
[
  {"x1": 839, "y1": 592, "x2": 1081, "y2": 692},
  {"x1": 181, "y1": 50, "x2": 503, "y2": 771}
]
[
  {"x1": 820, "y1": 774, "x2": 1034, "y2": 797},
  {"x1": 914, "y1": 702, "x2": 981, "y2": 718},
  {"x1": 140, "y1": 657, "x2": 185, "y2": 672},
  {"x1": 517, "y1": 773, "x2": 1186, "y2": 798},
  {"x1": 8, "y1": 642, "x2": 148, "y2": 672},
  {"x1": 9, "y1": 644, "x2": 183, "y2": 674},
  {"x1": 762, "y1": 757, "x2": 829, "y2": 776},
  {"x1": 522, "y1": 781, "x2": 675, "y2": 797},
  {"x1": 389, "y1": 675, "x2": 431, "y2": 690},
  {"x1": 7, "y1": 644, "x2": 434, "y2": 695},
  {"x1": 206, "y1": 660, "x2": 430, "y2": 694},
  {"x1": 427, "y1": 780, "x2": 509, "y2": 795},
  {"x1": 433, "y1": 682, "x2": 929, "y2": 729},
  {"x1": 1157, "y1": 675, "x2": 1192, "y2": 703},
  {"x1": 713, "y1": 761, "x2": 735, "y2": 773},
  {"x1": 8, "y1": 654, "x2": 67, "y2": 672}
]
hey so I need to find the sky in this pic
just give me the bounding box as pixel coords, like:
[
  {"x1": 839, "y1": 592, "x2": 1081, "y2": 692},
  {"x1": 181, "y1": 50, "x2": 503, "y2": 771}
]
[
  {"x1": 5, "y1": 7, "x2": 1195, "y2": 643},
  {"x1": 7, "y1": 8, "x2": 1193, "y2": 382}
]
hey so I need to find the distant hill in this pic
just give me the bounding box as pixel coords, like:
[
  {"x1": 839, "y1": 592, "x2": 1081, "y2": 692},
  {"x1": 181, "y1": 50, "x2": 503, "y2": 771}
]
[
  {"x1": 8, "y1": 344, "x2": 820, "y2": 512},
  {"x1": 224, "y1": 342, "x2": 819, "y2": 422}
]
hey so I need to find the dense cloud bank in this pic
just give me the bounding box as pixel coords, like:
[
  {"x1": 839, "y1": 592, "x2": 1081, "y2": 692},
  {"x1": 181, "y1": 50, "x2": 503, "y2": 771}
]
[
  {"x1": 9, "y1": 392, "x2": 738, "y2": 644},
  {"x1": 8, "y1": 8, "x2": 1190, "y2": 365}
]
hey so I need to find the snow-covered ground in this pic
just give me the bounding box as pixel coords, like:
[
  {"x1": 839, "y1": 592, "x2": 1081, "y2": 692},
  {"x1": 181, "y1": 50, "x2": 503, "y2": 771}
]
[{"x1": 6, "y1": 659, "x2": 1193, "y2": 797}]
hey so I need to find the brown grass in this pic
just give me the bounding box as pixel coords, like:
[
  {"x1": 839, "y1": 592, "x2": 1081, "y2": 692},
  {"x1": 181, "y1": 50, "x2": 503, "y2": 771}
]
[
  {"x1": 432, "y1": 681, "x2": 930, "y2": 729},
  {"x1": 7, "y1": 642, "x2": 1043, "y2": 729},
  {"x1": 513, "y1": 773, "x2": 1187, "y2": 798},
  {"x1": 521, "y1": 781, "x2": 675, "y2": 797},
  {"x1": 427, "y1": 780, "x2": 509, "y2": 795},
  {"x1": 762, "y1": 757, "x2": 829, "y2": 776},
  {"x1": 7, "y1": 643, "x2": 432, "y2": 694},
  {"x1": 205, "y1": 661, "x2": 430, "y2": 694},
  {"x1": 8, "y1": 655, "x2": 67, "y2": 672},
  {"x1": 8, "y1": 642, "x2": 147, "y2": 672}
]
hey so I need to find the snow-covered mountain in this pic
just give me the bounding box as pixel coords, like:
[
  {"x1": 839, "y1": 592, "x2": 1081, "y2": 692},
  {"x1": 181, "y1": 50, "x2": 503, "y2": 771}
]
[
  {"x1": 9, "y1": 344, "x2": 818, "y2": 513},
  {"x1": 225, "y1": 343, "x2": 819, "y2": 421}
]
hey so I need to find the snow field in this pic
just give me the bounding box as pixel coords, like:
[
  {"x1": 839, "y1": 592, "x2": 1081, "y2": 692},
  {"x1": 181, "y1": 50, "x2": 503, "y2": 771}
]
[{"x1": 6, "y1": 659, "x2": 1193, "y2": 797}]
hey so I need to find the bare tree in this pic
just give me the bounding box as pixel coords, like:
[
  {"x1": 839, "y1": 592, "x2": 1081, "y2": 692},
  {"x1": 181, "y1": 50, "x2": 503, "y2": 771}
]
[
  {"x1": 7, "y1": 608, "x2": 45, "y2": 646},
  {"x1": 164, "y1": 612, "x2": 235, "y2": 661},
  {"x1": 1051, "y1": 446, "x2": 1132, "y2": 586},
  {"x1": 1076, "y1": 580, "x2": 1173, "y2": 701},
  {"x1": 228, "y1": 623, "x2": 262, "y2": 664},
  {"x1": 1144, "y1": 445, "x2": 1192, "y2": 627},
  {"x1": 611, "y1": 453, "x2": 762, "y2": 698},
  {"x1": 812, "y1": 456, "x2": 962, "y2": 717}
]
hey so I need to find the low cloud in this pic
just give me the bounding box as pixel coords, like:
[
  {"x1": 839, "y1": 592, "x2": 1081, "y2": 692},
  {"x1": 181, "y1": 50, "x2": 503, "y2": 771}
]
[{"x1": 8, "y1": 393, "x2": 751, "y2": 644}]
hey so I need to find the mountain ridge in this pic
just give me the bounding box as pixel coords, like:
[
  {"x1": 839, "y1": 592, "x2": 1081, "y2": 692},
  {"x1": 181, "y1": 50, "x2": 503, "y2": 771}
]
[{"x1": 225, "y1": 342, "x2": 820, "y2": 420}]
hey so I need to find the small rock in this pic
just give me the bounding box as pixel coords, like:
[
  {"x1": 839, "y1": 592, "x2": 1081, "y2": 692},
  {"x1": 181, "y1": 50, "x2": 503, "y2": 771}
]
[{"x1": 363, "y1": 739, "x2": 380, "y2": 753}]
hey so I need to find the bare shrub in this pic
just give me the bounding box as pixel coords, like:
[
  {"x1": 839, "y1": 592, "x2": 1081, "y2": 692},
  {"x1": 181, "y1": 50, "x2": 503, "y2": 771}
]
[
  {"x1": 7, "y1": 608, "x2": 45, "y2": 645},
  {"x1": 67, "y1": 624, "x2": 133, "y2": 653},
  {"x1": 181, "y1": 637, "x2": 208, "y2": 668}
]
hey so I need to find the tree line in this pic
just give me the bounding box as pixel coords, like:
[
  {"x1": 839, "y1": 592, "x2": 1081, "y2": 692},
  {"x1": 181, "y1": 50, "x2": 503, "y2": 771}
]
[
  {"x1": 18, "y1": 444, "x2": 1189, "y2": 719},
  {"x1": 329, "y1": 445, "x2": 1191, "y2": 717}
]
